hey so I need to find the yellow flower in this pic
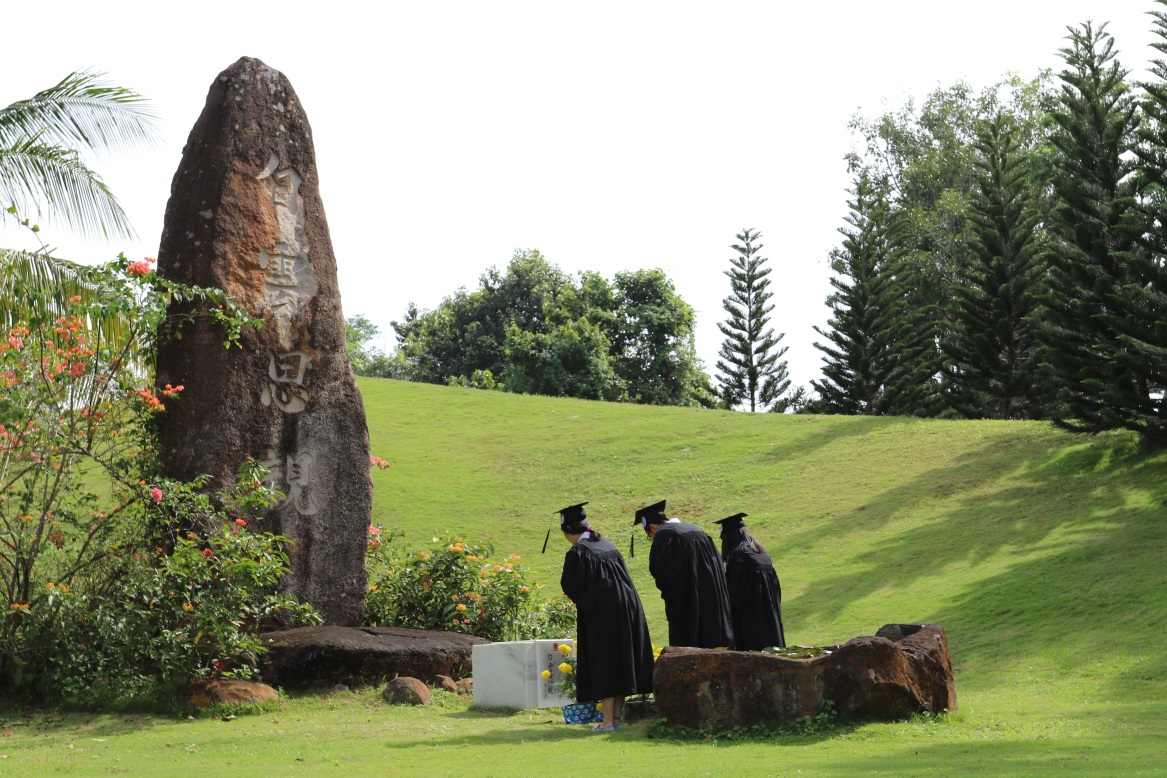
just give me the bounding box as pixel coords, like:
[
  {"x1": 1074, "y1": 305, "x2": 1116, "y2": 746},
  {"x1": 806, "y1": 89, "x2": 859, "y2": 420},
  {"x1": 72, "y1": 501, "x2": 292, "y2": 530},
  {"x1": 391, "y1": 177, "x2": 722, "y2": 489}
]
[
  {"x1": 558, "y1": 662, "x2": 572, "y2": 674},
  {"x1": 182, "y1": 603, "x2": 194, "y2": 612},
  {"x1": 557, "y1": 643, "x2": 572, "y2": 655},
  {"x1": 540, "y1": 670, "x2": 551, "y2": 679},
  {"x1": 455, "y1": 604, "x2": 467, "y2": 612},
  {"x1": 45, "y1": 582, "x2": 55, "y2": 589},
  {"x1": 596, "y1": 702, "x2": 603, "y2": 711},
  {"x1": 369, "y1": 584, "x2": 378, "y2": 592}
]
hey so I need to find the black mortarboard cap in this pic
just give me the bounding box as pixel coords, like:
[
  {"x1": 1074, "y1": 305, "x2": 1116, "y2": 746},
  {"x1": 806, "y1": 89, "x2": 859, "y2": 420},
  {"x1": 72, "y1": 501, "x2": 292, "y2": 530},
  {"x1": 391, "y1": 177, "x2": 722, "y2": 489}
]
[
  {"x1": 544, "y1": 502, "x2": 588, "y2": 554},
  {"x1": 633, "y1": 500, "x2": 667, "y2": 528},
  {"x1": 558, "y1": 502, "x2": 589, "y2": 525},
  {"x1": 714, "y1": 512, "x2": 748, "y2": 534}
]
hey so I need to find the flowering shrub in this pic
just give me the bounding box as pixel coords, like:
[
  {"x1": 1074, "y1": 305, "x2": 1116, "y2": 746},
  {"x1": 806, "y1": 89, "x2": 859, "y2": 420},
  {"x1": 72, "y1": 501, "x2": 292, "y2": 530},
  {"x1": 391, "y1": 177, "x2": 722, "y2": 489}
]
[
  {"x1": 364, "y1": 533, "x2": 575, "y2": 642},
  {"x1": 0, "y1": 253, "x2": 317, "y2": 707}
]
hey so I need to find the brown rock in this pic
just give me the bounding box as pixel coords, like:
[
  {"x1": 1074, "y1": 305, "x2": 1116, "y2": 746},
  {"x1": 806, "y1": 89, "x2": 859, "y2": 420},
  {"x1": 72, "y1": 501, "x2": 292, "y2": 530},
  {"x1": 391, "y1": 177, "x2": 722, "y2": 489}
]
[
  {"x1": 454, "y1": 678, "x2": 473, "y2": 696},
  {"x1": 155, "y1": 57, "x2": 372, "y2": 626},
  {"x1": 434, "y1": 674, "x2": 459, "y2": 693},
  {"x1": 383, "y1": 677, "x2": 431, "y2": 705},
  {"x1": 182, "y1": 678, "x2": 278, "y2": 708},
  {"x1": 258, "y1": 625, "x2": 488, "y2": 689},
  {"x1": 654, "y1": 623, "x2": 957, "y2": 730}
]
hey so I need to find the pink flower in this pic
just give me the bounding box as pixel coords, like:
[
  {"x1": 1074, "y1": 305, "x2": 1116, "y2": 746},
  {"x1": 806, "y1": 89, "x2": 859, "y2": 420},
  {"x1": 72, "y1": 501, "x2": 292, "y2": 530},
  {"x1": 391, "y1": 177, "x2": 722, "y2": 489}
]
[
  {"x1": 127, "y1": 260, "x2": 153, "y2": 276},
  {"x1": 368, "y1": 526, "x2": 381, "y2": 536},
  {"x1": 149, "y1": 487, "x2": 163, "y2": 503},
  {"x1": 68, "y1": 295, "x2": 82, "y2": 304},
  {"x1": 369, "y1": 455, "x2": 390, "y2": 470}
]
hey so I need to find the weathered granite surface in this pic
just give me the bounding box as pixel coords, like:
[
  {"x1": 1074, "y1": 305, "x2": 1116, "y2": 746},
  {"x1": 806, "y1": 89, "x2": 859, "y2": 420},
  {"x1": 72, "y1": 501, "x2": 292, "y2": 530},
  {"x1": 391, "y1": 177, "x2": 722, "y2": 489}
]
[
  {"x1": 383, "y1": 677, "x2": 432, "y2": 705},
  {"x1": 155, "y1": 57, "x2": 372, "y2": 626},
  {"x1": 654, "y1": 623, "x2": 957, "y2": 729},
  {"x1": 182, "y1": 678, "x2": 279, "y2": 708},
  {"x1": 258, "y1": 626, "x2": 488, "y2": 689}
]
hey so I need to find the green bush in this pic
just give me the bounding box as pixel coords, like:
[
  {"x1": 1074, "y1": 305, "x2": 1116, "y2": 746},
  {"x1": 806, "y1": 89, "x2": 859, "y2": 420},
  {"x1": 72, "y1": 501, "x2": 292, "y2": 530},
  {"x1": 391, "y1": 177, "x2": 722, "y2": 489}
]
[
  {"x1": 0, "y1": 254, "x2": 319, "y2": 708},
  {"x1": 364, "y1": 533, "x2": 574, "y2": 641}
]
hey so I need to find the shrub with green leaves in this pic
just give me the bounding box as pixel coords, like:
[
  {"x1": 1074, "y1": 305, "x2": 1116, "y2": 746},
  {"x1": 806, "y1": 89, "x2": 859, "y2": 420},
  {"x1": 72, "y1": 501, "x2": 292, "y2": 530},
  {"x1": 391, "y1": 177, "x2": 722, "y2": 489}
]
[
  {"x1": 0, "y1": 253, "x2": 317, "y2": 707},
  {"x1": 364, "y1": 533, "x2": 574, "y2": 641}
]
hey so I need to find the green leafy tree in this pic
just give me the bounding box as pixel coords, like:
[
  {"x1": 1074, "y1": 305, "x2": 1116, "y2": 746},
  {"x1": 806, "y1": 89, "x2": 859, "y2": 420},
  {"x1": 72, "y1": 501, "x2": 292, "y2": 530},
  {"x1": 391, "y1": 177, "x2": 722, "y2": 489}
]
[
  {"x1": 811, "y1": 175, "x2": 939, "y2": 415},
  {"x1": 848, "y1": 75, "x2": 1056, "y2": 329},
  {"x1": 610, "y1": 269, "x2": 714, "y2": 407},
  {"x1": 1, "y1": 71, "x2": 159, "y2": 326},
  {"x1": 715, "y1": 229, "x2": 793, "y2": 412},
  {"x1": 344, "y1": 314, "x2": 400, "y2": 378},
  {"x1": 392, "y1": 250, "x2": 713, "y2": 406},
  {"x1": 943, "y1": 112, "x2": 1052, "y2": 419},
  {"x1": 1041, "y1": 20, "x2": 1147, "y2": 436}
]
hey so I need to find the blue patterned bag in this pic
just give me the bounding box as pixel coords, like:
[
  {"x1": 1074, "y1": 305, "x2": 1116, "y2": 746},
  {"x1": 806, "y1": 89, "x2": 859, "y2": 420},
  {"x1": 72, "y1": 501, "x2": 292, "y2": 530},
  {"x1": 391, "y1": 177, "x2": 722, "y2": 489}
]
[{"x1": 562, "y1": 703, "x2": 603, "y2": 724}]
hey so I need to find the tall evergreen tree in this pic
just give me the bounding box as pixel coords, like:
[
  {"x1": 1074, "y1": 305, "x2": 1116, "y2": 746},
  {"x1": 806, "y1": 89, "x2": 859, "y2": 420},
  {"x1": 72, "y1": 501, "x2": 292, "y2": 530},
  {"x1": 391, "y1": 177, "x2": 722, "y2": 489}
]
[
  {"x1": 811, "y1": 174, "x2": 939, "y2": 415},
  {"x1": 1042, "y1": 21, "x2": 1147, "y2": 435},
  {"x1": 1112, "y1": 0, "x2": 1167, "y2": 441},
  {"x1": 715, "y1": 229, "x2": 792, "y2": 412},
  {"x1": 943, "y1": 112, "x2": 1052, "y2": 419}
]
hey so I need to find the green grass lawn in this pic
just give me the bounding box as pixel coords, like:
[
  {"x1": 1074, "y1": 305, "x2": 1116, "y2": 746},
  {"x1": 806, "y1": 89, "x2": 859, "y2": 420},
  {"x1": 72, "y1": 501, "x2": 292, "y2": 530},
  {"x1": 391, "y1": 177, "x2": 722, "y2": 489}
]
[{"x1": 3, "y1": 378, "x2": 1166, "y2": 775}]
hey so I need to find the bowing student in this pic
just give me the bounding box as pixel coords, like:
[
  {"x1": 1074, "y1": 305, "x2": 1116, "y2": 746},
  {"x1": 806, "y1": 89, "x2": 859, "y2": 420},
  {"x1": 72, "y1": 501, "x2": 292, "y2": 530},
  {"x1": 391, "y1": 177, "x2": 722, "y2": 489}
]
[
  {"x1": 557, "y1": 502, "x2": 654, "y2": 732},
  {"x1": 636, "y1": 499, "x2": 734, "y2": 649},
  {"x1": 715, "y1": 512, "x2": 786, "y2": 651}
]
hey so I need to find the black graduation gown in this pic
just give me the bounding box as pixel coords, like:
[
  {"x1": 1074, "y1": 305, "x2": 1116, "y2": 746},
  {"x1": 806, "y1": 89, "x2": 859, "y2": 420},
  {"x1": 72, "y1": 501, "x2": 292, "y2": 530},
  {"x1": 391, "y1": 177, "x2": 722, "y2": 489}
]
[
  {"x1": 560, "y1": 536, "x2": 654, "y2": 702},
  {"x1": 647, "y1": 522, "x2": 734, "y2": 649},
  {"x1": 725, "y1": 545, "x2": 786, "y2": 650}
]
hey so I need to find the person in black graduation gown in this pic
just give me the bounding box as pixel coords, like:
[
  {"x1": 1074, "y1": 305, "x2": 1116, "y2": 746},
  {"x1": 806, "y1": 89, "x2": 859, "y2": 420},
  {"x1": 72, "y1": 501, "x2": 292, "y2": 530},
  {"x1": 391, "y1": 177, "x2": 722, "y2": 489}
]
[
  {"x1": 557, "y1": 502, "x2": 654, "y2": 732},
  {"x1": 715, "y1": 513, "x2": 786, "y2": 651},
  {"x1": 636, "y1": 500, "x2": 734, "y2": 649}
]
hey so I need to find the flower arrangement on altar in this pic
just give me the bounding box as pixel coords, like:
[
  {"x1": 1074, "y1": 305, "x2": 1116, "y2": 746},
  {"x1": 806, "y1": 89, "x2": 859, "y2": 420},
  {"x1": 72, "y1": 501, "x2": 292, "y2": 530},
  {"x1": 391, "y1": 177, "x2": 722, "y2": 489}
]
[{"x1": 539, "y1": 640, "x2": 577, "y2": 699}]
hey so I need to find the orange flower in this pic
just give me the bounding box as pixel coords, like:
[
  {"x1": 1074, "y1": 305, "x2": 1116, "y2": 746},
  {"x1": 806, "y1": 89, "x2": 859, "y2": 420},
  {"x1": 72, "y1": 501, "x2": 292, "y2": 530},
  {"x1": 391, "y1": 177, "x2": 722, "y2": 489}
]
[{"x1": 455, "y1": 604, "x2": 467, "y2": 612}]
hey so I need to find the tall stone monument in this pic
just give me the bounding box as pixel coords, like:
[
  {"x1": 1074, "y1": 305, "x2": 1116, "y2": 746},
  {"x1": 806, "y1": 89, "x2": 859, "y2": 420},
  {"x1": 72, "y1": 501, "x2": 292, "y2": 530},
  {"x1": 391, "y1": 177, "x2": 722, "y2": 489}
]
[{"x1": 155, "y1": 57, "x2": 371, "y2": 626}]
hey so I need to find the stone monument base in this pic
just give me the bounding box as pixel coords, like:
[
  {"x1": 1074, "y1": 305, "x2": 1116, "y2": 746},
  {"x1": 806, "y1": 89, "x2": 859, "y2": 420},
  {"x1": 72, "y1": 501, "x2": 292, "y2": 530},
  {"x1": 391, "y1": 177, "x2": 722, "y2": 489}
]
[{"x1": 258, "y1": 625, "x2": 488, "y2": 689}]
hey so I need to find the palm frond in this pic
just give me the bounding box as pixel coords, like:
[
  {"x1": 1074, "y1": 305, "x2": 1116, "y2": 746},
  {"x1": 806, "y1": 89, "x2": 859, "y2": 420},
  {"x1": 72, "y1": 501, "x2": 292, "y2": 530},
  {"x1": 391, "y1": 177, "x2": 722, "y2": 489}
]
[
  {"x1": 0, "y1": 70, "x2": 160, "y2": 155},
  {"x1": 0, "y1": 248, "x2": 134, "y2": 347},
  {"x1": 0, "y1": 247, "x2": 87, "y2": 327},
  {"x1": 0, "y1": 139, "x2": 132, "y2": 239}
]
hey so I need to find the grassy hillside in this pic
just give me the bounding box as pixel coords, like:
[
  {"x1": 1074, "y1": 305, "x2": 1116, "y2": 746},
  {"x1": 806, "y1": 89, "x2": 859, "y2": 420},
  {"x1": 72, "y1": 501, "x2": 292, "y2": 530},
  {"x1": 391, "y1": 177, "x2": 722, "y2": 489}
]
[
  {"x1": 362, "y1": 378, "x2": 1167, "y2": 767},
  {"x1": 8, "y1": 377, "x2": 1164, "y2": 776}
]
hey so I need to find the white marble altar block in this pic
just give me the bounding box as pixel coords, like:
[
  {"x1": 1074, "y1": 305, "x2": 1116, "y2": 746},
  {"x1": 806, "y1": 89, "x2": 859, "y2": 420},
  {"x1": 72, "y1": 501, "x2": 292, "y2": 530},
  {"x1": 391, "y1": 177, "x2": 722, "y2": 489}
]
[{"x1": 473, "y1": 639, "x2": 574, "y2": 709}]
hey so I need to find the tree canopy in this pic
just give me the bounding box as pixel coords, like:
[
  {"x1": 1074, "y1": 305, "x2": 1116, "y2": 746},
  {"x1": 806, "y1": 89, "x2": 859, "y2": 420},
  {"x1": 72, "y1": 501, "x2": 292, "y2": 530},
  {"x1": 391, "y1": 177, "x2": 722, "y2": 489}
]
[{"x1": 390, "y1": 250, "x2": 715, "y2": 407}]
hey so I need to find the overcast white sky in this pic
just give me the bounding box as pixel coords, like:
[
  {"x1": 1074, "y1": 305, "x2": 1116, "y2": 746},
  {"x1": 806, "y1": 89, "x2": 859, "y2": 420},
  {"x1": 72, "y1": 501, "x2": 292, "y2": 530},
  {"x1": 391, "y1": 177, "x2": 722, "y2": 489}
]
[{"x1": 3, "y1": 1, "x2": 1160, "y2": 390}]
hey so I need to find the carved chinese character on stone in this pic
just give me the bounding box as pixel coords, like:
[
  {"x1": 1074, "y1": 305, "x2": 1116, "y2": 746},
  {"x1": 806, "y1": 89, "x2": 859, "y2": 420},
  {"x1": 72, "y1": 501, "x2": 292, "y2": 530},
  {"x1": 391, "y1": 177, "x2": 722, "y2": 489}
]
[
  {"x1": 154, "y1": 57, "x2": 372, "y2": 626},
  {"x1": 261, "y1": 449, "x2": 319, "y2": 515},
  {"x1": 261, "y1": 351, "x2": 311, "y2": 413}
]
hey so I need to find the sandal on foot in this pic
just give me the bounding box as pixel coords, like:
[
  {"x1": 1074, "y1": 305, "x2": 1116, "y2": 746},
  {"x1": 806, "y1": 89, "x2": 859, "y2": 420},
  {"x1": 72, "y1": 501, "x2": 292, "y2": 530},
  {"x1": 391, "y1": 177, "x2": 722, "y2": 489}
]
[{"x1": 591, "y1": 723, "x2": 621, "y2": 732}]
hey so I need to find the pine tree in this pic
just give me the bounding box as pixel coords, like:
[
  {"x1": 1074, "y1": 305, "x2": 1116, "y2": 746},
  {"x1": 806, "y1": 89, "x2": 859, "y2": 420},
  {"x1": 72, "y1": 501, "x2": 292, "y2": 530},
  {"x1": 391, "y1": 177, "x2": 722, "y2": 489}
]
[
  {"x1": 1113, "y1": 0, "x2": 1167, "y2": 441},
  {"x1": 811, "y1": 174, "x2": 939, "y2": 415},
  {"x1": 1042, "y1": 21, "x2": 1147, "y2": 435},
  {"x1": 943, "y1": 112, "x2": 1052, "y2": 419},
  {"x1": 715, "y1": 229, "x2": 792, "y2": 412}
]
